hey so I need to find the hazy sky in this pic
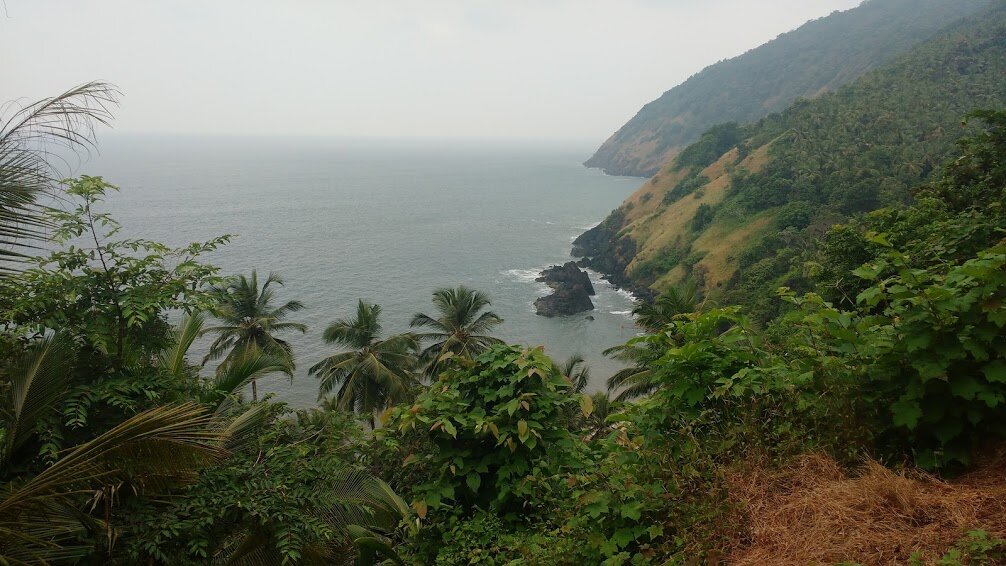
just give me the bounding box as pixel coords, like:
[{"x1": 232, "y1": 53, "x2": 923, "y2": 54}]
[{"x1": 2, "y1": 1, "x2": 862, "y2": 141}]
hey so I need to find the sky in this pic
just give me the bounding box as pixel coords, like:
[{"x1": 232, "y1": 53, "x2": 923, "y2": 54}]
[{"x1": 1, "y1": 0, "x2": 863, "y2": 141}]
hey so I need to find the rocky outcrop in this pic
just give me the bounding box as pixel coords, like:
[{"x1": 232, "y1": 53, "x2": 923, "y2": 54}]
[
  {"x1": 572, "y1": 213, "x2": 654, "y2": 302},
  {"x1": 534, "y1": 262, "x2": 595, "y2": 317}
]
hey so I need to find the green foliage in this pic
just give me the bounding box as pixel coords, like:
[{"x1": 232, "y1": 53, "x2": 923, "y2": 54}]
[
  {"x1": 691, "y1": 203, "x2": 716, "y2": 232},
  {"x1": 672, "y1": 122, "x2": 744, "y2": 172},
  {"x1": 0, "y1": 176, "x2": 228, "y2": 365},
  {"x1": 382, "y1": 345, "x2": 576, "y2": 518},
  {"x1": 0, "y1": 82, "x2": 118, "y2": 269},
  {"x1": 431, "y1": 512, "x2": 580, "y2": 565},
  {"x1": 310, "y1": 300, "x2": 419, "y2": 425},
  {"x1": 911, "y1": 530, "x2": 1006, "y2": 566},
  {"x1": 126, "y1": 405, "x2": 409, "y2": 564},
  {"x1": 0, "y1": 178, "x2": 231, "y2": 461},
  {"x1": 631, "y1": 244, "x2": 689, "y2": 283},
  {"x1": 662, "y1": 173, "x2": 709, "y2": 206},
  {"x1": 203, "y1": 270, "x2": 306, "y2": 384},
  {"x1": 410, "y1": 286, "x2": 504, "y2": 377},
  {"x1": 586, "y1": 0, "x2": 987, "y2": 176},
  {"x1": 784, "y1": 241, "x2": 1006, "y2": 469}
]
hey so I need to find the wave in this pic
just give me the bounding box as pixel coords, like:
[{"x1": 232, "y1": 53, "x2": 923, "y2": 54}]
[
  {"x1": 502, "y1": 268, "x2": 542, "y2": 283},
  {"x1": 502, "y1": 268, "x2": 551, "y2": 296},
  {"x1": 609, "y1": 310, "x2": 633, "y2": 316},
  {"x1": 614, "y1": 287, "x2": 637, "y2": 301}
]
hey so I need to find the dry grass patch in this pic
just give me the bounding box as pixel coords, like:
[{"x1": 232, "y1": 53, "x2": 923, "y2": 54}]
[{"x1": 727, "y1": 452, "x2": 1006, "y2": 565}]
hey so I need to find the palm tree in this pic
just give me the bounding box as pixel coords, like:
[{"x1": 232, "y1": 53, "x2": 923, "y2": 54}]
[
  {"x1": 310, "y1": 300, "x2": 419, "y2": 427},
  {"x1": 0, "y1": 82, "x2": 118, "y2": 272},
  {"x1": 557, "y1": 354, "x2": 591, "y2": 394},
  {"x1": 632, "y1": 281, "x2": 700, "y2": 331},
  {"x1": 604, "y1": 341, "x2": 658, "y2": 402},
  {"x1": 0, "y1": 334, "x2": 227, "y2": 562},
  {"x1": 410, "y1": 286, "x2": 503, "y2": 376},
  {"x1": 203, "y1": 270, "x2": 307, "y2": 400}
]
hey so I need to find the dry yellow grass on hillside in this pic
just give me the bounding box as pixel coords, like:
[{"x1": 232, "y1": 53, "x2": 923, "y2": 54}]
[
  {"x1": 727, "y1": 452, "x2": 1006, "y2": 565},
  {"x1": 622, "y1": 143, "x2": 773, "y2": 293}
]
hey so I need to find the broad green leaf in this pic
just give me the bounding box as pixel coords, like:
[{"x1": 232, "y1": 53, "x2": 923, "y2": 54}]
[
  {"x1": 891, "y1": 397, "x2": 923, "y2": 430},
  {"x1": 983, "y1": 360, "x2": 1006, "y2": 383},
  {"x1": 466, "y1": 473, "x2": 481, "y2": 493}
]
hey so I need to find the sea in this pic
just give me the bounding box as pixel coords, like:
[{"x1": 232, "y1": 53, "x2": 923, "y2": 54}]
[{"x1": 80, "y1": 133, "x2": 644, "y2": 407}]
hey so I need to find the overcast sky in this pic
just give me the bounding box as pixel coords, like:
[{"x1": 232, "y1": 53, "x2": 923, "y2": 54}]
[{"x1": 2, "y1": 1, "x2": 862, "y2": 141}]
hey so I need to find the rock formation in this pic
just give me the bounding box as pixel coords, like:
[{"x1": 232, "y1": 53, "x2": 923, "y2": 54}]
[{"x1": 534, "y1": 262, "x2": 595, "y2": 317}]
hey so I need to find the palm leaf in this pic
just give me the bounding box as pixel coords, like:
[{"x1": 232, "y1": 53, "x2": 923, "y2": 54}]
[
  {"x1": 0, "y1": 82, "x2": 119, "y2": 271},
  {"x1": 0, "y1": 403, "x2": 225, "y2": 563},
  {"x1": 1, "y1": 333, "x2": 76, "y2": 470}
]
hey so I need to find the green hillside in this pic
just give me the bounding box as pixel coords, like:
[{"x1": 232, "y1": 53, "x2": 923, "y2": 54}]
[
  {"x1": 584, "y1": 0, "x2": 988, "y2": 177},
  {"x1": 575, "y1": 1, "x2": 1006, "y2": 321}
]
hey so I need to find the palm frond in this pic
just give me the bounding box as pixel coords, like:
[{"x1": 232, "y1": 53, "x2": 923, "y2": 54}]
[
  {"x1": 210, "y1": 347, "x2": 290, "y2": 403},
  {"x1": 159, "y1": 313, "x2": 205, "y2": 379},
  {"x1": 0, "y1": 403, "x2": 225, "y2": 563},
  {"x1": 2, "y1": 333, "x2": 76, "y2": 470},
  {"x1": 0, "y1": 82, "x2": 119, "y2": 269}
]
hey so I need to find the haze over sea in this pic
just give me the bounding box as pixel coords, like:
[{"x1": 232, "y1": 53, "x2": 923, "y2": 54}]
[{"x1": 82, "y1": 134, "x2": 642, "y2": 407}]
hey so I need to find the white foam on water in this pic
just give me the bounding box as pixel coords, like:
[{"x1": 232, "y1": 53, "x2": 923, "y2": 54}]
[
  {"x1": 502, "y1": 268, "x2": 542, "y2": 283},
  {"x1": 502, "y1": 267, "x2": 551, "y2": 297},
  {"x1": 615, "y1": 288, "x2": 637, "y2": 300}
]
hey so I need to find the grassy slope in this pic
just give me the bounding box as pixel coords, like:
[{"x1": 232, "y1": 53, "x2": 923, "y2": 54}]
[
  {"x1": 584, "y1": 0, "x2": 988, "y2": 177},
  {"x1": 577, "y1": 2, "x2": 1006, "y2": 305}
]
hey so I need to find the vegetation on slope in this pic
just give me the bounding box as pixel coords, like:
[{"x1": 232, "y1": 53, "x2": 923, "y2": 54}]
[
  {"x1": 4, "y1": 19, "x2": 1006, "y2": 564},
  {"x1": 585, "y1": 0, "x2": 987, "y2": 176},
  {"x1": 576, "y1": 1, "x2": 1006, "y2": 322}
]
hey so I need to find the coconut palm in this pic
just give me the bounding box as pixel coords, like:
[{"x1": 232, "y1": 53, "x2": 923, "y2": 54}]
[
  {"x1": 310, "y1": 300, "x2": 419, "y2": 427},
  {"x1": 0, "y1": 82, "x2": 118, "y2": 272},
  {"x1": 410, "y1": 286, "x2": 503, "y2": 376},
  {"x1": 604, "y1": 341, "x2": 659, "y2": 402},
  {"x1": 0, "y1": 334, "x2": 227, "y2": 562},
  {"x1": 203, "y1": 270, "x2": 307, "y2": 400},
  {"x1": 632, "y1": 281, "x2": 701, "y2": 331},
  {"x1": 557, "y1": 354, "x2": 591, "y2": 394}
]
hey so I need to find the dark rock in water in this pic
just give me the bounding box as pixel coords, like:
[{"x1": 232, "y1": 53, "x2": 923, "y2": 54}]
[
  {"x1": 585, "y1": 315, "x2": 595, "y2": 321},
  {"x1": 534, "y1": 287, "x2": 593, "y2": 317},
  {"x1": 534, "y1": 261, "x2": 595, "y2": 317},
  {"x1": 536, "y1": 261, "x2": 595, "y2": 295}
]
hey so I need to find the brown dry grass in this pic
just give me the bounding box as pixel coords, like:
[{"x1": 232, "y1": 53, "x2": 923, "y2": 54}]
[{"x1": 726, "y1": 452, "x2": 1006, "y2": 565}]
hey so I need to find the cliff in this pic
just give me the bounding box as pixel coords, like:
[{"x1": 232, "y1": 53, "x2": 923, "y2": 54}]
[
  {"x1": 576, "y1": 2, "x2": 1006, "y2": 319},
  {"x1": 584, "y1": 0, "x2": 988, "y2": 177}
]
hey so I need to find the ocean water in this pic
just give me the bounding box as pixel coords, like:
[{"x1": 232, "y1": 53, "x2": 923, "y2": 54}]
[{"x1": 81, "y1": 134, "x2": 643, "y2": 407}]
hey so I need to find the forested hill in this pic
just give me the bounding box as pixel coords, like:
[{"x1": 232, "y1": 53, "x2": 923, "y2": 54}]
[
  {"x1": 584, "y1": 0, "x2": 988, "y2": 177},
  {"x1": 574, "y1": 1, "x2": 1006, "y2": 320}
]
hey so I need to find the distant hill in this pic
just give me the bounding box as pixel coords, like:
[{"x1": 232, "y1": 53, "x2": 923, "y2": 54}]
[
  {"x1": 574, "y1": 1, "x2": 1006, "y2": 320},
  {"x1": 584, "y1": 0, "x2": 989, "y2": 177}
]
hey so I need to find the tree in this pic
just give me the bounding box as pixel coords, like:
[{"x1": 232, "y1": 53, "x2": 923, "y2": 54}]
[
  {"x1": 0, "y1": 334, "x2": 227, "y2": 562},
  {"x1": 125, "y1": 405, "x2": 410, "y2": 564},
  {"x1": 556, "y1": 354, "x2": 591, "y2": 394},
  {"x1": 0, "y1": 176, "x2": 228, "y2": 370},
  {"x1": 310, "y1": 300, "x2": 419, "y2": 427},
  {"x1": 203, "y1": 270, "x2": 307, "y2": 400},
  {"x1": 410, "y1": 286, "x2": 503, "y2": 377},
  {"x1": 382, "y1": 344, "x2": 575, "y2": 517},
  {"x1": 0, "y1": 82, "x2": 118, "y2": 272},
  {"x1": 632, "y1": 281, "x2": 700, "y2": 332}
]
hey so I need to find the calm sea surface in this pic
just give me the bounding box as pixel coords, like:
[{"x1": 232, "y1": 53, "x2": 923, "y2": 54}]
[{"x1": 81, "y1": 134, "x2": 643, "y2": 407}]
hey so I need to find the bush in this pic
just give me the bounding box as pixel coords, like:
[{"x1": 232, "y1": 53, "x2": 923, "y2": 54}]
[
  {"x1": 783, "y1": 239, "x2": 1006, "y2": 469},
  {"x1": 381, "y1": 345, "x2": 578, "y2": 518}
]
